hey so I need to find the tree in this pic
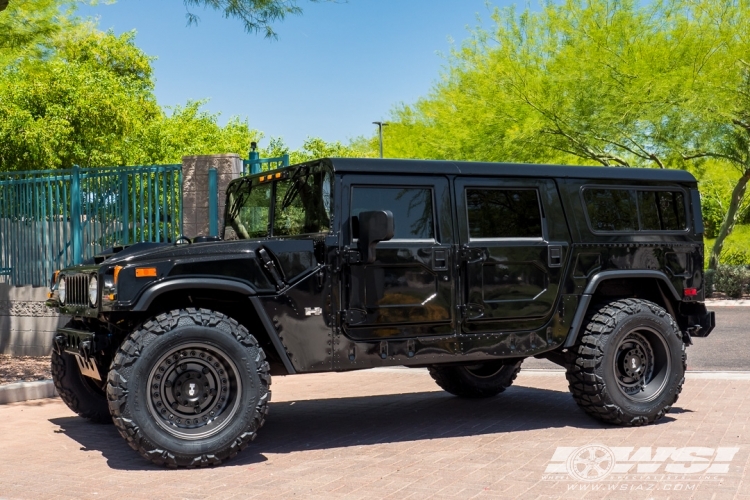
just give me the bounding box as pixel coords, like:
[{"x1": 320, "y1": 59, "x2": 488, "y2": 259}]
[
  {"x1": 387, "y1": 0, "x2": 750, "y2": 268},
  {"x1": 183, "y1": 0, "x2": 327, "y2": 38}
]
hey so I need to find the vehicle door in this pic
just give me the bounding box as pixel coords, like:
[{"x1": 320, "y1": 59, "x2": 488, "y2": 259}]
[
  {"x1": 455, "y1": 177, "x2": 569, "y2": 334},
  {"x1": 340, "y1": 175, "x2": 454, "y2": 341}
]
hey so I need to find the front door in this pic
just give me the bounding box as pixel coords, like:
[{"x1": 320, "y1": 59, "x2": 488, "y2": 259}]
[
  {"x1": 341, "y1": 175, "x2": 455, "y2": 340},
  {"x1": 455, "y1": 177, "x2": 569, "y2": 334}
]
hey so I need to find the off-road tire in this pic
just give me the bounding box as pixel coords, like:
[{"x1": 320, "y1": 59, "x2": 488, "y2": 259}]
[
  {"x1": 428, "y1": 360, "x2": 523, "y2": 398},
  {"x1": 566, "y1": 299, "x2": 686, "y2": 426},
  {"x1": 107, "y1": 308, "x2": 271, "y2": 467},
  {"x1": 51, "y1": 349, "x2": 111, "y2": 423}
]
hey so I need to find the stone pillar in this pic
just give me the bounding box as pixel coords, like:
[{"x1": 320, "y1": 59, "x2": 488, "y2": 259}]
[
  {"x1": 181, "y1": 154, "x2": 243, "y2": 238},
  {"x1": 0, "y1": 284, "x2": 69, "y2": 356}
]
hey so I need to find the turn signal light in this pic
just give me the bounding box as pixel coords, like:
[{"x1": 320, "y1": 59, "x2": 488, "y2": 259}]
[
  {"x1": 114, "y1": 265, "x2": 123, "y2": 284},
  {"x1": 684, "y1": 288, "x2": 698, "y2": 297},
  {"x1": 52, "y1": 270, "x2": 60, "y2": 284},
  {"x1": 135, "y1": 267, "x2": 158, "y2": 278}
]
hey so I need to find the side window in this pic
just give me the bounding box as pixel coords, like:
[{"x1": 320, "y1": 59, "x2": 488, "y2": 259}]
[
  {"x1": 638, "y1": 190, "x2": 686, "y2": 231},
  {"x1": 466, "y1": 189, "x2": 543, "y2": 238},
  {"x1": 229, "y1": 182, "x2": 272, "y2": 239},
  {"x1": 351, "y1": 187, "x2": 434, "y2": 240},
  {"x1": 583, "y1": 189, "x2": 638, "y2": 232},
  {"x1": 273, "y1": 167, "x2": 332, "y2": 236},
  {"x1": 584, "y1": 188, "x2": 686, "y2": 232}
]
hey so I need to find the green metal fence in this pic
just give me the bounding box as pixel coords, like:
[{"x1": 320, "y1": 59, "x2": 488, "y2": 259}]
[
  {"x1": 0, "y1": 164, "x2": 182, "y2": 286},
  {"x1": 244, "y1": 152, "x2": 289, "y2": 175}
]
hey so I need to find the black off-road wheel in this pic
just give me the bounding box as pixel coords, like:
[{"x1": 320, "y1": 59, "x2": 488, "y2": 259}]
[
  {"x1": 566, "y1": 299, "x2": 686, "y2": 426},
  {"x1": 51, "y1": 349, "x2": 111, "y2": 423},
  {"x1": 428, "y1": 360, "x2": 523, "y2": 398},
  {"x1": 107, "y1": 308, "x2": 271, "y2": 467}
]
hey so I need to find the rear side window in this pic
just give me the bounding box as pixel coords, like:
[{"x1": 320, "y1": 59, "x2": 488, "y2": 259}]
[
  {"x1": 583, "y1": 187, "x2": 687, "y2": 232},
  {"x1": 466, "y1": 189, "x2": 543, "y2": 238},
  {"x1": 351, "y1": 187, "x2": 434, "y2": 240}
]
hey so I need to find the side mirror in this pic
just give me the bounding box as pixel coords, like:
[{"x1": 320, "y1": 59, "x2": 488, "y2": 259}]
[{"x1": 357, "y1": 210, "x2": 394, "y2": 264}]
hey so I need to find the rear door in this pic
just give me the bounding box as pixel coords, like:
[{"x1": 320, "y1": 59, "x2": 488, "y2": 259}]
[
  {"x1": 340, "y1": 175, "x2": 455, "y2": 341},
  {"x1": 455, "y1": 177, "x2": 569, "y2": 334}
]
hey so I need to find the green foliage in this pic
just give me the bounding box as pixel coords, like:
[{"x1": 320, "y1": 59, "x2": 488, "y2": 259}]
[
  {"x1": 183, "y1": 0, "x2": 329, "y2": 38},
  {"x1": 705, "y1": 225, "x2": 750, "y2": 266},
  {"x1": 261, "y1": 136, "x2": 376, "y2": 165},
  {"x1": 0, "y1": 3, "x2": 263, "y2": 170},
  {"x1": 385, "y1": 0, "x2": 750, "y2": 269},
  {"x1": 0, "y1": 26, "x2": 161, "y2": 170},
  {"x1": 131, "y1": 100, "x2": 262, "y2": 165},
  {"x1": 713, "y1": 265, "x2": 750, "y2": 298}
]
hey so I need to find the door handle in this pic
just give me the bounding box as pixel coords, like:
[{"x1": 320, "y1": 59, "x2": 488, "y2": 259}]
[
  {"x1": 548, "y1": 245, "x2": 563, "y2": 268},
  {"x1": 433, "y1": 249, "x2": 448, "y2": 271}
]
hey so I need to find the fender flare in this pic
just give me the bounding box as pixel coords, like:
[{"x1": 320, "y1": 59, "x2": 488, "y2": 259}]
[
  {"x1": 132, "y1": 278, "x2": 258, "y2": 311},
  {"x1": 562, "y1": 270, "x2": 681, "y2": 348},
  {"x1": 130, "y1": 278, "x2": 296, "y2": 374}
]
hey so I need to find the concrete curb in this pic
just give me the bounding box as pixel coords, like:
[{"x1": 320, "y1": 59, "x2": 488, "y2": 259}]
[
  {"x1": 0, "y1": 380, "x2": 57, "y2": 405},
  {"x1": 705, "y1": 298, "x2": 750, "y2": 306}
]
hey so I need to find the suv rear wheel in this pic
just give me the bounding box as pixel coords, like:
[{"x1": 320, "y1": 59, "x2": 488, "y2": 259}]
[
  {"x1": 107, "y1": 308, "x2": 270, "y2": 467},
  {"x1": 428, "y1": 360, "x2": 523, "y2": 398},
  {"x1": 566, "y1": 298, "x2": 685, "y2": 426}
]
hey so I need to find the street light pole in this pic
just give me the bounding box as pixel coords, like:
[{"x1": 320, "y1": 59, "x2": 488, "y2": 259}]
[{"x1": 373, "y1": 121, "x2": 388, "y2": 158}]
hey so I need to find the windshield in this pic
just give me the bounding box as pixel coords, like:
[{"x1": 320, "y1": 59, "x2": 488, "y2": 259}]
[{"x1": 224, "y1": 164, "x2": 332, "y2": 240}]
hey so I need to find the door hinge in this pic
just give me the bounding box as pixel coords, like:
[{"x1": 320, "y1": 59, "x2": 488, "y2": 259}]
[{"x1": 258, "y1": 247, "x2": 284, "y2": 289}]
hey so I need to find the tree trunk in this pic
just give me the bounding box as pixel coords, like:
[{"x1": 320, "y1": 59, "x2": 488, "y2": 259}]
[{"x1": 709, "y1": 169, "x2": 750, "y2": 270}]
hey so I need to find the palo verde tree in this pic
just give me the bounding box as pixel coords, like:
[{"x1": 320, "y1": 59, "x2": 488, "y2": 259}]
[{"x1": 388, "y1": 0, "x2": 750, "y2": 268}]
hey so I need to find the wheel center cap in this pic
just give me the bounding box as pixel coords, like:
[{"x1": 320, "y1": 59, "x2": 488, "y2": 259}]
[
  {"x1": 180, "y1": 377, "x2": 205, "y2": 402},
  {"x1": 624, "y1": 351, "x2": 643, "y2": 375}
]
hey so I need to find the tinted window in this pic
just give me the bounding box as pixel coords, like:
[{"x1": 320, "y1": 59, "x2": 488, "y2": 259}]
[
  {"x1": 584, "y1": 188, "x2": 686, "y2": 232},
  {"x1": 351, "y1": 187, "x2": 434, "y2": 240},
  {"x1": 273, "y1": 168, "x2": 332, "y2": 236},
  {"x1": 226, "y1": 182, "x2": 271, "y2": 239},
  {"x1": 466, "y1": 189, "x2": 542, "y2": 238},
  {"x1": 583, "y1": 189, "x2": 638, "y2": 231},
  {"x1": 638, "y1": 190, "x2": 686, "y2": 230}
]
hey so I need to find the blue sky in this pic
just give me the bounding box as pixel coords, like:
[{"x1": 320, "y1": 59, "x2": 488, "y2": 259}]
[{"x1": 77, "y1": 0, "x2": 504, "y2": 151}]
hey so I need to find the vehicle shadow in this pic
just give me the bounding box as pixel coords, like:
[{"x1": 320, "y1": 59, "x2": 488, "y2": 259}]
[{"x1": 50, "y1": 385, "x2": 677, "y2": 471}]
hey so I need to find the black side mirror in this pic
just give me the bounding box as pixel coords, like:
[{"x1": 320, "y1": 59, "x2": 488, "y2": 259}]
[{"x1": 357, "y1": 210, "x2": 394, "y2": 264}]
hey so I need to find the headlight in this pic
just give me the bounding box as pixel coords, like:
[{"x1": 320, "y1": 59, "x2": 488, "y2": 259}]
[
  {"x1": 89, "y1": 276, "x2": 99, "y2": 307},
  {"x1": 58, "y1": 278, "x2": 66, "y2": 305}
]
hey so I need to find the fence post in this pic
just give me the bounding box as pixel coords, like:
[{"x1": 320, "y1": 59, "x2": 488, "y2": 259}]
[
  {"x1": 208, "y1": 168, "x2": 218, "y2": 237},
  {"x1": 282, "y1": 153, "x2": 290, "y2": 167},
  {"x1": 249, "y1": 150, "x2": 261, "y2": 174},
  {"x1": 120, "y1": 172, "x2": 129, "y2": 245},
  {"x1": 71, "y1": 165, "x2": 82, "y2": 265}
]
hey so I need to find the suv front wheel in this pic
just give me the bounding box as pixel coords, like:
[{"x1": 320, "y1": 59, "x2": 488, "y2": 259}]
[
  {"x1": 107, "y1": 308, "x2": 271, "y2": 467},
  {"x1": 429, "y1": 360, "x2": 523, "y2": 398},
  {"x1": 566, "y1": 298, "x2": 686, "y2": 426}
]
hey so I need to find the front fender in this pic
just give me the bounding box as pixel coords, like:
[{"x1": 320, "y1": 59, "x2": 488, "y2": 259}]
[{"x1": 131, "y1": 278, "x2": 257, "y2": 311}]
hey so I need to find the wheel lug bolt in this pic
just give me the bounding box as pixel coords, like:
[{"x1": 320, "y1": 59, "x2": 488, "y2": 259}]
[
  {"x1": 153, "y1": 393, "x2": 159, "y2": 399},
  {"x1": 221, "y1": 378, "x2": 227, "y2": 384},
  {"x1": 169, "y1": 414, "x2": 174, "y2": 420},
  {"x1": 176, "y1": 418, "x2": 181, "y2": 424},
  {"x1": 207, "y1": 357, "x2": 213, "y2": 362},
  {"x1": 152, "y1": 384, "x2": 158, "y2": 389},
  {"x1": 202, "y1": 368, "x2": 209, "y2": 374},
  {"x1": 190, "y1": 351, "x2": 196, "y2": 356},
  {"x1": 203, "y1": 416, "x2": 208, "y2": 421},
  {"x1": 161, "y1": 408, "x2": 166, "y2": 414},
  {"x1": 219, "y1": 369, "x2": 224, "y2": 375}
]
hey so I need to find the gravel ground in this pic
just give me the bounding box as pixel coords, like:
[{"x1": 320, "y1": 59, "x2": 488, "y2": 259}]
[{"x1": 0, "y1": 355, "x2": 51, "y2": 385}]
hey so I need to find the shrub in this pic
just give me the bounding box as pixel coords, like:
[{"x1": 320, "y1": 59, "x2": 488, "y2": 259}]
[
  {"x1": 704, "y1": 269, "x2": 715, "y2": 297},
  {"x1": 713, "y1": 265, "x2": 750, "y2": 298}
]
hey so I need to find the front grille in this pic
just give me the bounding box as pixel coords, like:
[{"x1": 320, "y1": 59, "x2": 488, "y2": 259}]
[{"x1": 65, "y1": 274, "x2": 90, "y2": 307}]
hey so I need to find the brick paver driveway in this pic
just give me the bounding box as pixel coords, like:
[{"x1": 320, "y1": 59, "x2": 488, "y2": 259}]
[{"x1": 1, "y1": 368, "x2": 749, "y2": 499}]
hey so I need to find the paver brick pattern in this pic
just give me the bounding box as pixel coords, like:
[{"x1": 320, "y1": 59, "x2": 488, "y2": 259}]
[{"x1": 0, "y1": 368, "x2": 748, "y2": 499}]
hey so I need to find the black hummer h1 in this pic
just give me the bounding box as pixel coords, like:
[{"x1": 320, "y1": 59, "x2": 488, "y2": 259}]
[{"x1": 47, "y1": 158, "x2": 715, "y2": 467}]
